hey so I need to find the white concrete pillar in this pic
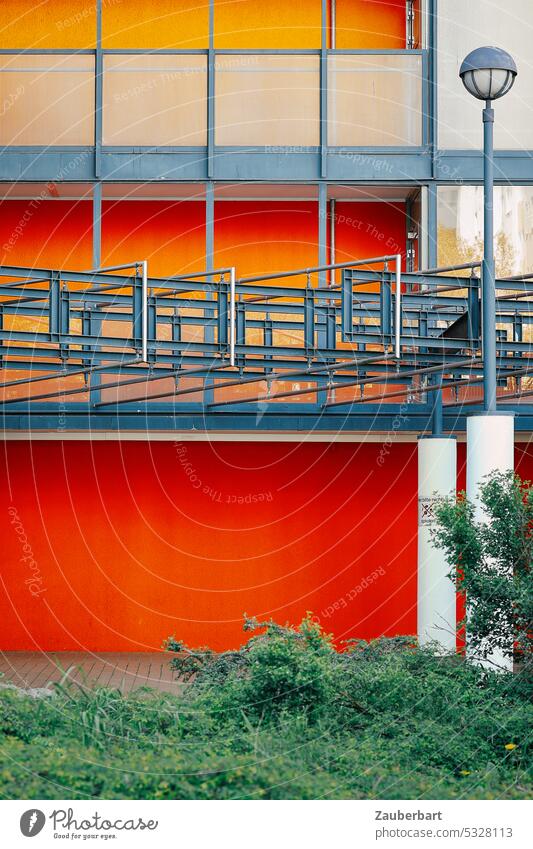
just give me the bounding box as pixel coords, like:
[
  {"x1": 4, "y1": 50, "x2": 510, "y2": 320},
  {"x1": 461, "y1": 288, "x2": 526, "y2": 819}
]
[
  {"x1": 466, "y1": 412, "x2": 515, "y2": 670},
  {"x1": 417, "y1": 436, "x2": 457, "y2": 652}
]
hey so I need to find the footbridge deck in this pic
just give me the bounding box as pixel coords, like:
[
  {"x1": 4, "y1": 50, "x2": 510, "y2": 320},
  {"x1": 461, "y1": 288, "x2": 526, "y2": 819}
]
[{"x1": 0, "y1": 256, "x2": 531, "y2": 434}]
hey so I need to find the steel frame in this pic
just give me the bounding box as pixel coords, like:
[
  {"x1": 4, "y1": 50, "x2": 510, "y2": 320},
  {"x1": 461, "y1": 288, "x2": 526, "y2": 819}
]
[
  {"x1": 0, "y1": 256, "x2": 531, "y2": 431},
  {"x1": 0, "y1": 0, "x2": 532, "y2": 433}
]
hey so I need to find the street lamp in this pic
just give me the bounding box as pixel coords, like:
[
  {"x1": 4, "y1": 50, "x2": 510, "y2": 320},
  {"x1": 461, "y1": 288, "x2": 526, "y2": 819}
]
[
  {"x1": 459, "y1": 47, "x2": 517, "y2": 672},
  {"x1": 459, "y1": 47, "x2": 517, "y2": 410}
]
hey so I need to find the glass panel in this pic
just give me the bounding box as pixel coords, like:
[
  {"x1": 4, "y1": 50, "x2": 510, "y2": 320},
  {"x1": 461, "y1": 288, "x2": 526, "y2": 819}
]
[
  {"x1": 214, "y1": 0, "x2": 321, "y2": 49},
  {"x1": 2, "y1": 0, "x2": 96, "y2": 48},
  {"x1": 215, "y1": 55, "x2": 320, "y2": 147},
  {"x1": 0, "y1": 54, "x2": 95, "y2": 146},
  {"x1": 103, "y1": 54, "x2": 207, "y2": 146},
  {"x1": 102, "y1": 0, "x2": 208, "y2": 49},
  {"x1": 328, "y1": 54, "x2": 422, "y2": 146},
  {"x1": 437, "y1": 186, "x2": 533, "y2": 277},
  {"x1": 438, "y1": 0, "x2": 533, "y2": 149}
]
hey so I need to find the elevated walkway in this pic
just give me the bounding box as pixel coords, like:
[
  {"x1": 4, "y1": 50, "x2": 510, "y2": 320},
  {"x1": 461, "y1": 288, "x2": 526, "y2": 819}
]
[{"x1": 0, "y1": 256, "x2": 531, "y2": 433}]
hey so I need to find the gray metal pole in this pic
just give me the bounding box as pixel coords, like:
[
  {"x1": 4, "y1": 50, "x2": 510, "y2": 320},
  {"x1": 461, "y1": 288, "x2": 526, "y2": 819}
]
[
  {"x1": 482, "y1": 100, "x2": 496, "y2": 412},
  {"x1": 431, "y1": 373, "x2": 443, "y2": 435}
]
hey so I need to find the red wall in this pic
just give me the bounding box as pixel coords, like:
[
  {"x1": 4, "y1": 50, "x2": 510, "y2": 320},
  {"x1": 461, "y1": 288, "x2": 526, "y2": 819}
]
[
  {"x1": 2, "y1": 440, "x2": 420, "y2": 652},
  {"x1": 1, "y1": 440, "x2": 531, "y2": 653}
]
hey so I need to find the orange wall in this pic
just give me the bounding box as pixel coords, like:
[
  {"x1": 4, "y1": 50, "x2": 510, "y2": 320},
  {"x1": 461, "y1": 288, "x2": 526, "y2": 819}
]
[
  {"x1": 101, "y1": 200, "x2": 206, "y2": 277},
  {"x1": 1, "y1": 441, "x2": 531, "y2": 653},
  {"x1": 0, "y1": 199, "x2": 92, "y2": 270},
  {"x1": 334, "y1": 201, "x2": 407, "y2": 270},
  {"x1": 2, "y1": 0, "x2": 411, "y2": 50},
  {"x1": 214, "y1": 201, "x2": 318, "y2": 280},
  {"x1": 1, "y1": 440, "x2": 419, "y2": 652},
  {"x1": 336, "y1": 0, "x2": 407, "y2": 49},
  {"x1": 103, "y1": 1, "x2": 209, "y2": 49},
  {"x1": 214, "y1": 0, "x2": 322, "y2": 49},
  {"x1": 2, "y1": 1, "x2": 96, "y2": 49},
  {"x1": 0, "y1": 198, "x2": 407, "y2": 278}
]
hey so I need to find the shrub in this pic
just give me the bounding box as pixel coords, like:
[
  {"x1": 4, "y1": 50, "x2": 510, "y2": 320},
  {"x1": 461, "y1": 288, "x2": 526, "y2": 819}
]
[
  {"x1": 432, "y1": 471, "x2": 532, "y2": 667},
  {"x1": 166, "y1": 614, "x2": 336, "y2": 721},
  {"x1": 0, "y1": 615, "x2": 531, "y2": 799}
]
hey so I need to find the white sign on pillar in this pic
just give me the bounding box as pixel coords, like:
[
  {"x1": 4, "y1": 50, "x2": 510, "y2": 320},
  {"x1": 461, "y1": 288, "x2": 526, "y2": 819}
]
[
  {"x1": 417, "y1": 437, "x2": 457, "y2": 653},
  {"x1": 466, "y1": 412, "x2": 515, "y2": 671}
]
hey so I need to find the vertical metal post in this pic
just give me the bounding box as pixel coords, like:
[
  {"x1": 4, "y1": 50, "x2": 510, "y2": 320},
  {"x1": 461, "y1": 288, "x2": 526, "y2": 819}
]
[
  {"x1": 206, "y1": 181, "x2": 214, "y2": 272},
  {"x1": 318, "y1": 182, "x2": 328, "y2": 287},
  {"x1": 229, "y1": 266, "x2": 236, "y2": 367},
  {"x1": 431, "y1": 374, "x2": 443, "y2": 436},
  {"x1": 95, "y1": 0, "x2": 103, "y2": 178},
  {"x1": 92, "y1": 182, "x2": 102, "y2": 270},
  {"x1": 482, "y1": 100, "x2": 496, "y2": 412},
  {"x1": 204, "y1": 182, "x2": 215, "y2": 402},
  {"x1": 207, "y1": 0, "x2": 215, "y2": 179},
  {"x1": 329, "y1": 198, "x2": 335, "y2": 285},
  {"x1": 317, "y1": 181, "x2": 328, "y2": 401},
  {"x1": 380, "y1": 262, "x2": 392, "y2": 339},
  {"x1": 141, "y1": 260, "x2": 148, "y2": 362},
  {"x1": 330, "y1": 0, "x2": 336, "y2": 49},
  {"x1": 406, "y1": 0, "x2": 415, "y2": 49},
  {"x1": 394, "y1": 254, "x2": 402, "y2": 360},
  {"x1": 320, "y1": 0, "x2": 328, "y2": 179}
]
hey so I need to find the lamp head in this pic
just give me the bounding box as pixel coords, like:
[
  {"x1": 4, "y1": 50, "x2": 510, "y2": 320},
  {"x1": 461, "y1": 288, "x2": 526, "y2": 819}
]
[{"x1": 459, "y1": 46, "x2": 517, "y2": 101}]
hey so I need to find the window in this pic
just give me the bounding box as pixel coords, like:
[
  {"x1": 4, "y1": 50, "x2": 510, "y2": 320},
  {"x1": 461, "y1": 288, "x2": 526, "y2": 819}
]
[
  {"x1": 0, "y1": 54, "x2": 95, "y2": 146},
  {"x1": 328, "y1": 54, "x2": 422, "y2": 146},
  {"x1": 103, "y1": 55, "x2": 207, "y2": 146},
  {"x1": 437, "y1": 186, "x2": 533, "y2": 277},
  {"x1": 215, "y1": 55, "x2": 320, "y2": 147}
]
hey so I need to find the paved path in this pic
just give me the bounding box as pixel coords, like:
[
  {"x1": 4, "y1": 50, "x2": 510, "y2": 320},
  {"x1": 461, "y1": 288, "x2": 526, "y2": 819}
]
[{"x1": 0, "y1": 652, "x2": 183, "y2": 694}]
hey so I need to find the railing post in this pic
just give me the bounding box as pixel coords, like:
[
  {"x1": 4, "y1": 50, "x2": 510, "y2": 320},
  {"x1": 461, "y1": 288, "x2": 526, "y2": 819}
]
[
  {"x1": 467, "y1": 272, "x2": 481, "y2": 344},
  {"x1": 341, "y1": 268, "x2": 352, "y2": 340},
  {"x1": 141, "y1": 260, "x2": 148, "y2": 362},
  {"x1": 217, "y1": 273, "x2": 229, "y2": 353},
  {"x1": 49, "y1": 272, "x2": 61, "y2": 341},
  {"x1": 147, "y1": 291, "x2": 157, "y2": 364},
  {"x1": 394, "y1": 254, "x2": 402, "y2": 359},
  {"x1": 229, "y1": 266, "x2": 236, "y2": 367},
  {"x1": 304, "y1": 280, "x2": 315, "y2": 353},
  {"x1": 380, "y1": 261, "x2": 392, "y2": 340}
]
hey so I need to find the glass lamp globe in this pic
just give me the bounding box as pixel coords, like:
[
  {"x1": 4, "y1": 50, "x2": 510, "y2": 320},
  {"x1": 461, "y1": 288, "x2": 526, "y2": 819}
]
[{"x1": 459, "y1": 46, "x2": 517, "y2": 101}]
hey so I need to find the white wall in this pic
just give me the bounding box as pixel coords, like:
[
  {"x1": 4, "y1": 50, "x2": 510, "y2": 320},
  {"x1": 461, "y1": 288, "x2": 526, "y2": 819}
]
[{"x1": 438, "y1": 0, "x2": 533, "y2": 149}]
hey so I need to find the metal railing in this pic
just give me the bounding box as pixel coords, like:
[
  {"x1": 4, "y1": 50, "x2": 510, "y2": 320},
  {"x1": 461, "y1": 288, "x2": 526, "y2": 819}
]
[{"x1": 0, "y1": 255, "x2": 531, "y2": 420}]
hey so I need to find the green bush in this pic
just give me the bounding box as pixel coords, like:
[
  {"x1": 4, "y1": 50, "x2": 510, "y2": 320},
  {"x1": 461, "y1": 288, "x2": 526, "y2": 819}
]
[
  {"x1": 1, "y1": 615, "x2": 531, "y2": 800},
  {"x1": 432, "y1": 471, "x2": 532, "y2": 666}
]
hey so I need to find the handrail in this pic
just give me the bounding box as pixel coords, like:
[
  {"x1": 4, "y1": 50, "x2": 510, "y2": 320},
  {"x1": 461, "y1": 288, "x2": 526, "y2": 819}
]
[
  {"x1": 86, "y1": 260, "x2": 149, "y2": 363},
  {"x1": 235, "y1": 254, "x2": 403, "y2": 360},
  {"x1": 237, "y1": 254, "x2": 401, "y2": 285},
  {"x1": 418, "y1": 261, "x2": 482, "y2": 275}
]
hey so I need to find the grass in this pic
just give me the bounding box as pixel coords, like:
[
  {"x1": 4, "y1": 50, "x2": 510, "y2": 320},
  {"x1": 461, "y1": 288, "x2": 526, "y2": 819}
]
[{"x1": 0, "y1": 617, "x2": 531, "y2": 800}]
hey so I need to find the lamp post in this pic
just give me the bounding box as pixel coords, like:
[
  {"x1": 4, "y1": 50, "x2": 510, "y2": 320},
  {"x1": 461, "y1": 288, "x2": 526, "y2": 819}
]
[
  {"x1": 459, "y1": 47, "x2": 517, "y2": 670},
  {"x1": 459, "y1": 46, "x2": 517, "y2": 411}
]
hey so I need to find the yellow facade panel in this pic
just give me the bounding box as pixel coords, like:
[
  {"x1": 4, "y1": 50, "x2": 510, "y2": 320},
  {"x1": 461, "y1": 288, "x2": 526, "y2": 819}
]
[
  {"x1": 102, "y1": 0, "x2": 209, "y2": 49},
  {"x1": 214, "y1": 0, "x2": 322, "y2": 49},
  {"x1": 2, "y1": 0, "x2": 96, "y2": 48}
]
